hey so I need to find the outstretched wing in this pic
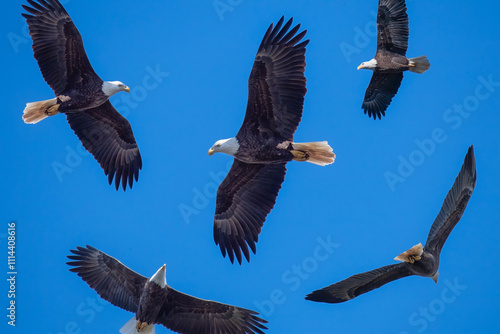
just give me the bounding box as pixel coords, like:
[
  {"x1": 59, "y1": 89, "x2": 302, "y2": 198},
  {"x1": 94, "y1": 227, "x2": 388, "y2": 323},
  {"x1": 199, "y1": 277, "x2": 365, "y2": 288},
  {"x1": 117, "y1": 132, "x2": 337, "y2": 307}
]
[
  {"x1": 306, "y1": 263, "x2": 412, "y2": 303},
  {"x1": 362, "y1": 72, "x2": 403, "y2": 119},
  {"x1": 22, "y1": 0, "x2": 101, "y2": 95},
  {"x1": 376, "y1": 0, "x2": 409, "y2": 56},
  {"x1": 156, "y1": 288, "x2": 267, "y2": 334},
  {"x1": 214, "y1": 160, "x2": 287, "y2": 264},
  {"x1": 425, "y1": 146, "x2": 476, "y2": 255},
  {"x1": 66, "y1": 245, "x2": 147, "y2": 313},
  {"x1": 65, "y1": 101, "x2": 142, "y2": 191},
  {"x1": 238, "y1": 16, "x2": 308, "y2": 142}
]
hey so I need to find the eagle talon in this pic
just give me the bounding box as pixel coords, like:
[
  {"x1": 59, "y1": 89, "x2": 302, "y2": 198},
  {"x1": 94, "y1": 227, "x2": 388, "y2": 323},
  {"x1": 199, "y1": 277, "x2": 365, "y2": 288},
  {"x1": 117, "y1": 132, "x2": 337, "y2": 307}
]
[
  {"x1": 407, "y1": 255, "x2": 421, "y2": 264},
  {"x1": 136, "y1": 321, "x2": 148, "y2": 332},
  {"x1": 291, "y1": 150, "x2": 308, "y2": 161},
  {"x1": 45, "y1": 104, "x2": 60, "y2": 116}
]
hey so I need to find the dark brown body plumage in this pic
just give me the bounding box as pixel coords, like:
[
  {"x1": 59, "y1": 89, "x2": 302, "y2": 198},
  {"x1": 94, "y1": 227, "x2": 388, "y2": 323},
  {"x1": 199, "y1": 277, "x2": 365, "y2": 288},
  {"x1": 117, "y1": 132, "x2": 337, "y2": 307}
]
[
  {"x1": 360, "y1": 0, "x2": 429, "y2": 119},
  {"x1": 22, "y1": 0, "x2": 141, "y2": 190},
  {"x1": 306, "y1": 146, "x2": 476, "y2": 303},
  {"x1": 67, "y1": 246, "x2": 268, "y2": 334},
  {"x1": 213, "y1": 17, "x2": 310, "y2": 264}
]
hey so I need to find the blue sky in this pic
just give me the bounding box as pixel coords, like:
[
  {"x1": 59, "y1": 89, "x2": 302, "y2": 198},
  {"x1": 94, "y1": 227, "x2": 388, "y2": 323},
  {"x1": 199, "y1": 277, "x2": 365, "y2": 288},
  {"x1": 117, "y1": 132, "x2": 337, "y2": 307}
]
[{"x1": 1, "y1": 0, "x2": 499, "y2": 333}]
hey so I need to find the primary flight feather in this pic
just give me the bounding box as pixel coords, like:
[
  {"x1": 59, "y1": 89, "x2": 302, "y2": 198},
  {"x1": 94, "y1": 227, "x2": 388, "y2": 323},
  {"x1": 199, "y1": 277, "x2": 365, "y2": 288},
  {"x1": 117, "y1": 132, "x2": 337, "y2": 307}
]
[
  {"x1": 358, "y1": 0, "x2": 430, "y2": 119},
  {"x1": 306, "y1": 146, "x2": 476, "y2": 303},
  {"x1": 67, "y1": 245, "x2": 268, "y2": 334},
  {"x1": 22, "y1": 0, "x2": 141, "y2": 190},
  {"x1": 208, "y1": 17, "x2": 335, "y2": 264}
]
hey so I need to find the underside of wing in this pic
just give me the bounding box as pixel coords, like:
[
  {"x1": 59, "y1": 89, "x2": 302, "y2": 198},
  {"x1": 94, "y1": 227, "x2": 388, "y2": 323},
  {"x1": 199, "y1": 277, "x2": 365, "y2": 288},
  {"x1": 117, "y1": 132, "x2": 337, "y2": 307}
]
[
  {"x1": 22, "y1": 0, "x2": 99, "y2": 95},
  {"x1": 240, "y1": 16, "x2": 309, "y2": 141},
  {"x1": 377, "y1": 0, "x2": 409, "y2": 56},
  {"x1": 156, "y1": 288, "x2": 267, "y2": 334},
  {"x1": 425, "y1": 146, "x2": 476, "y2": 255},
  {"x1": 65, "y1": 101, "x2": 142, "y2": 191},
  {"x1": 66, "y1": 245, "x2": 147, "y2": 313},
  {"x1": 214, "y1": 160, "x2": 287, "y2": 264},
  {"x1": 362, "y1": 72, "x2": 403, "y2": 119},
  {"x1": 306, "y1": 263, "x2": 412, "y2": 303}
]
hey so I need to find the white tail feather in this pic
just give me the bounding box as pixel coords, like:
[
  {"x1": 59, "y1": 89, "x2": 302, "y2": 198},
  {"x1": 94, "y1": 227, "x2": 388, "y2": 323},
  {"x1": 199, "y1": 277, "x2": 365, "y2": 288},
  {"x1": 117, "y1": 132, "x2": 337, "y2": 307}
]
[
  {"x1": 120, "y1": 317, "x2": 155, "y2": 334},
  {"x1": 291, "y1": 141, "x2": 336, "y2": 166},
  {"x1": 408, "y1": 56, "x2": 430, "y2": 74},
  {"x1": 22, "y1": 98, "x2": 58, "y2": 124},
  {"x1": 120, "y1": 317, "x2": 138, "y2": 334}
]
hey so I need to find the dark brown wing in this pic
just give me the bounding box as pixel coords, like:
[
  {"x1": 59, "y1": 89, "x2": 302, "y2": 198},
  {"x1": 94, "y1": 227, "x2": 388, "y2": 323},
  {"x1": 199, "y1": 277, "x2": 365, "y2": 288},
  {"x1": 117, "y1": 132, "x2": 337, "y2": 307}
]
[
  {"x1": 237, "y1": 17, "x2": 308, "y2": 142},
  {"x1": 425, "y1": 146, "x2": 476, "y2": 256},
  {"x1": 306, "y1": 263, "x2": 412, "y2": 303},
  {"x1": 22, "y1": 0, "x2": 101, "y2": 95},
  {"x1": 376, "y1": 0, "x2": 409, "y2": 56},
  {"x1": 214, "y1": 160, "x2": 287, "y2": 264},
  {"x1": 65, "y1": 101, "x2": 142, "y2": 191},
  {"x1": 156, "y1": 288, "x2": 267, "y2": 334},
  {"x1": 362, "y1": 72, "x2": 403, "y2": 119},
  {"x1": 66, "y1": 245, "x2": 147, "y2": 313}
]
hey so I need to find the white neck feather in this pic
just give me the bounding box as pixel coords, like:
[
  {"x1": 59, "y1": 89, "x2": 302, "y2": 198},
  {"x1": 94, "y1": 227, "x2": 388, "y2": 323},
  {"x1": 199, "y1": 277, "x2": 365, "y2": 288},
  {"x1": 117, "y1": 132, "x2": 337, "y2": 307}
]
[
  {"x1": 150, "y1": 265, "x2": 167, "y2": 288},
  {"x1": 218, "y1": 137, "x2": 240, "y2": 156},
  {"x1": 363, "y1": 58, "x2": 378, "y2": 69},
  {"x1": 102, "y1": 81, "x2": 124, "y2": 97}
]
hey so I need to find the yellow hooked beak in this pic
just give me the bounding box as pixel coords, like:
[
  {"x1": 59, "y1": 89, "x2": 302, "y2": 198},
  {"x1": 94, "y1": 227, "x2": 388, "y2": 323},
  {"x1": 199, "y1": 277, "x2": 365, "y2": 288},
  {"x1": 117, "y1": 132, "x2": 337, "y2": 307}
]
[
  {"x1": 124, "y1": 86, "x2": 131, "y2": 93},
  {"x1": 357, "y1": 64, "x2": 363, "y2": 70},
  {"x1": 208, "y1": 148, "x2": 215, "y2": 156}
]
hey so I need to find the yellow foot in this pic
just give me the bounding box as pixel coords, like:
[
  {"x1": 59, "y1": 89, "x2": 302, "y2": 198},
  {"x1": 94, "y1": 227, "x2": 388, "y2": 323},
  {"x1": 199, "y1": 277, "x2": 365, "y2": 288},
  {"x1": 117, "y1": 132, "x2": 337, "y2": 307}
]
[
  {"x1": 407, "y1": 255, "x2": 421, "y2": 264},
  {"x1": 394, "y1": 243, "x2": 423, "y2": 263},
  {"x1": 136, "y1": 321, "x2": 148, "y2": 332},
  {"x1": 409, "y1": 63, "x2": 416, "y2": 67},
  {"x1": 291, "y1": 150, "x2": 309, "y2": 162},
  {"x1": 45, "y1": 104, "x2": 60, "y2": 116}
]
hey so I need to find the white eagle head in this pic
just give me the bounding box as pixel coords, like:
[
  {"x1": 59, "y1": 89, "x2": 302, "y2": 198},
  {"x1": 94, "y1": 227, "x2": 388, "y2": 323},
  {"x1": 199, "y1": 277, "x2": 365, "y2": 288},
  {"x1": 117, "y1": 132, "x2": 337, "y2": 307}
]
[
  {"x1": 357, "y1": 58, "x2": 378, "y2": 70},
  {"x1": 208, "y1": 137, "x2": 239, "y2": 157},
  {"x1": 102, "y1": 81, "x2": 131, "y2": 97}
]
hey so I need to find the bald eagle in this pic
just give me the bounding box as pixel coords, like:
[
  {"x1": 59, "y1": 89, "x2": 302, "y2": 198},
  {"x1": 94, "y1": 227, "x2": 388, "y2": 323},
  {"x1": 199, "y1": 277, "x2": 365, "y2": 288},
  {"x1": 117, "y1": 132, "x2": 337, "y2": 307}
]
[
  {"x1": 357, "y1": 0, "x2": 430, "y2": 119},
  {"x1": 208, "y1": 17, "x2": 335, "y2": 264},
  {"x1": 67, "y1": 245, "x2": 268, "y2": 334},
  {"x1": 306, "y1": 146, "x2": 476, "y2": 303},
  {"x1": 22, "y1": 0, "x2": 141, "y2": 190}
]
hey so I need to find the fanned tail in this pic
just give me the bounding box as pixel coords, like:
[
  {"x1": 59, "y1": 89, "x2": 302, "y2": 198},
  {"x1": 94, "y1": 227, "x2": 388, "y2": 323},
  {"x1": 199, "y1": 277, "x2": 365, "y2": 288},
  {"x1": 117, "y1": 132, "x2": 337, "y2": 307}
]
[
  {"x1": 119, "y1": 317, "x2": 155, "y2": 334},
  {"x1": 408, "y1": 56, "x2": 430, "y2": 74},
  {"x1": 394, "y1": 243, "x2": 423, "y2": 263},
  {"x1": 291, "y1": 141, "x2": 336, "y2": 166},
  {"x1": 22, "y1": 98, "x2": 59, "y2": 124}
]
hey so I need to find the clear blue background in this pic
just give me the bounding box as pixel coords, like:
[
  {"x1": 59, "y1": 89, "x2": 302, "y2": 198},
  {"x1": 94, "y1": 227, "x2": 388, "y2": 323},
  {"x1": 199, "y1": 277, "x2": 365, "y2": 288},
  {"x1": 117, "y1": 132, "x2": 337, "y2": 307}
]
[{"x1": 1, "y1": 0, "x2": 499, "y2": 333}]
